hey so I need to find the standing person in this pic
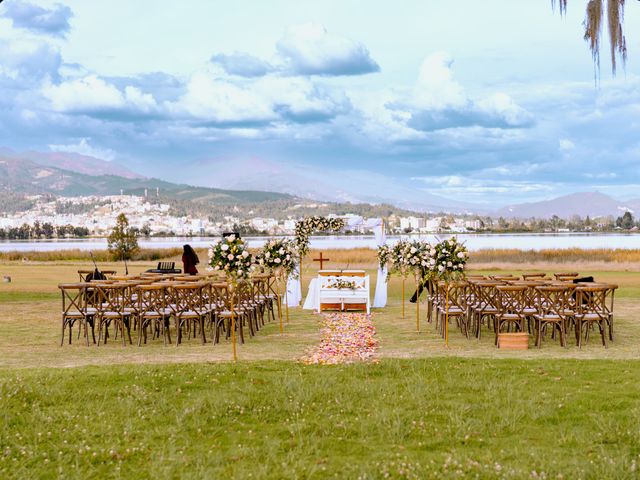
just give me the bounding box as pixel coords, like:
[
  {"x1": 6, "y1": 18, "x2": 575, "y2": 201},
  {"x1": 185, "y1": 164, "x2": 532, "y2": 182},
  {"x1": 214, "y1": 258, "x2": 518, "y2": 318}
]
[{"x1": 182, "y1": 244, "x2": 199, "y2": 275}]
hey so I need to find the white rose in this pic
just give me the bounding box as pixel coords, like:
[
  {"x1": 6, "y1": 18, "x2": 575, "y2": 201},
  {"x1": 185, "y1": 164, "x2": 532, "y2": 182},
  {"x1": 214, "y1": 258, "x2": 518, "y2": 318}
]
[
  {"x1": 430, "y1": 248, "x2": 436, "y2": 255},
  {"x1": 221, "y1": 244, "x2": 229, "y2": 251},
  {"x1": 438, "y1": 265, "x2": 445, "y2": 272},
  {"x1": 279, "y1": 248, "x2": 284, "y2": 255},
  {"x1": 242, "y1": 250, "x2": 249, "y2": 258},
  {"x1": 457, "y1": 252, "x2": 465, "y2": 259},
  {"x1": 227, "y1": 254, "x2": 234, "y2": 260},
  {"x1": 237, "y1": 269, "x2": 243, "y2": 276},
  {"x1": 275, "y1": 258, "x2": 281, "y2": 263},
  {"x1": 410, "y1": 247, "x2": 417, "y2": 254},
  {"x1": 447, "y1": 261, "x2": 452, "y2": 267}
]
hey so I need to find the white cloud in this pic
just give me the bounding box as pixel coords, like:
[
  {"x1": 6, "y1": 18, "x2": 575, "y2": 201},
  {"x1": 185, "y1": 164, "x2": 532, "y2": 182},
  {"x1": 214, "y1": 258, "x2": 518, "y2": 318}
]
[
  {"x1": 415, "y1": 52, "x2": 466, "y2": 109},
  {"x1": 42, "y1": 75, "x2": 160, "y2": 117},
  {"x1": 559, "y1": 138, "x2": 575, "y2": 151},
  {"x1": 3, "y1": 1, "x2": 73, "y2": 37},
  {"x1": 43, "y1": 75, "x2": 125, "y2": 112},
  {"x1": 0, "y1": 41, "x2": 61, "y2": 85},
  {"x1": 389, "y1": 52, "x2": 533, "y2": 132},
  {"x1": 277, "y1": 23, "x2": 380, "y2": 76},
  {"x1": 49, "y1": 138, "x2": 116, "y2": 161},
  {"x1": 210, "y1": 52, "x2": 273, "y2": 77},
  {"x1": 168, "y1": 72, "x2": 275, "y2": 124}
]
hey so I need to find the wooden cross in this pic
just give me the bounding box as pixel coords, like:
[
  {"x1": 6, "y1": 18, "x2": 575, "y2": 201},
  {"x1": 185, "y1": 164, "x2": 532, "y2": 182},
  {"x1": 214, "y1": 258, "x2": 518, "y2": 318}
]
[{"x1": 312, "y1": 252, "x2": 330, "y2": 270}]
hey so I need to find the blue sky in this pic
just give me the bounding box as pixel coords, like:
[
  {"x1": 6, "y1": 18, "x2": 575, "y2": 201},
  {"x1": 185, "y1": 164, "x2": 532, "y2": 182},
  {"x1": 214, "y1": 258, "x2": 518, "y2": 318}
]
[{"x1": 1, "y1": 0, "x2": 639, "y2": 209}]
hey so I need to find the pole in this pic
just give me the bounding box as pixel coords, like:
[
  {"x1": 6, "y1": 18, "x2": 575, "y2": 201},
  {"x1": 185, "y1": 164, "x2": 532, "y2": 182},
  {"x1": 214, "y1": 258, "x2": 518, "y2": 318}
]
[
  {"x1": 278, "y1": 278, "x2": 284, "y2": 334},
  {"x1": 299, "y1": 254, "x2": 303, "y2": 301},
  {"x1": 416, "y1": 276, "x2": 420, "y2": 333},
  {"x1": 285, "y1": 284, "x2": 290, "y2": 323},
  {"x1": 230, "y1": 283, "x2": 237, "y2": 362},
  {"x1": 402, "y1": 277, "x2": 405, "y2": 318},
  {"x1": 445, "y1": 283, "x2": 449, "y2": 347}
]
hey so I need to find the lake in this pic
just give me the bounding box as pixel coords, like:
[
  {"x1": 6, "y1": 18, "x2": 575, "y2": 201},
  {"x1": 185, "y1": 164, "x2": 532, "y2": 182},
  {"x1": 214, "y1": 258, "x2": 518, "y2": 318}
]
[{"x1": 0, "y1": 233, "x2": 637, "y2": 252}]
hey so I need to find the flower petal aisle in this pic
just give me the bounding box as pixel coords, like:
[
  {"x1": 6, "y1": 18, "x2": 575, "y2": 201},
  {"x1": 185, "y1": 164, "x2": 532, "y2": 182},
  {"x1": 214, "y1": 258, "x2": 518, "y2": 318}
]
[{"x1": 301, "y1": 313, "x2": 378, "y2": 365}]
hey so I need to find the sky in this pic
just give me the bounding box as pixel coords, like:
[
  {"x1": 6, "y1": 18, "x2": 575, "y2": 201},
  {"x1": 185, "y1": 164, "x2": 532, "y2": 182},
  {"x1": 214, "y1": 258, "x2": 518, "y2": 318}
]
[{"x1": 1, "y1": 0, "x2": 640, "y2": 209}]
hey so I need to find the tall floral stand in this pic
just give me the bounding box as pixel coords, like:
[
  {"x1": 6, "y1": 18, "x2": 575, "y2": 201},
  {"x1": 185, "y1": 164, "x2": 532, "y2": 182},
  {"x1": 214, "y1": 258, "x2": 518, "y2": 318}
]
[
  {"x1": 415, "y1": 274, "x2": 420, "y2": 333},
  {"x1": 401, "y1": 277, "x2": 406, "y2": 319},
  {"x1": 229, "y1": 281, "x2": 237, "y2": 362}
]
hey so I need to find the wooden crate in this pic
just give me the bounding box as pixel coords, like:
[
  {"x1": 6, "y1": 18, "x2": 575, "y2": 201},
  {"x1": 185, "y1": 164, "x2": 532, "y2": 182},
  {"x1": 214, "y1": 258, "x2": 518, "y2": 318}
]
[{"x1": 498, "y1": 332, "x2": 529, "y2": 350}]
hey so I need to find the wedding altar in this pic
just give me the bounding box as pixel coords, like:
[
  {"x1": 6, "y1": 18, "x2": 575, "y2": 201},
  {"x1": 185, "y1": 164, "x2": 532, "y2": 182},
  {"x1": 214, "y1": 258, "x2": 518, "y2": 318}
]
[
  {"x1": 286, "y1": 216, "x2": 388, "y2": 310},
  {"x1": 303, "y1": 270, "x2": 371, "y2": 314}
]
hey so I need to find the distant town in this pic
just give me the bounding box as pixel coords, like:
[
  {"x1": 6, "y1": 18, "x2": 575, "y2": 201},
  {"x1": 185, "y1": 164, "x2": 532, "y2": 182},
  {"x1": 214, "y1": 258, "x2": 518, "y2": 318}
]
[{"x1": 0, "y1": 193, "x2": 637, "y2": 239}]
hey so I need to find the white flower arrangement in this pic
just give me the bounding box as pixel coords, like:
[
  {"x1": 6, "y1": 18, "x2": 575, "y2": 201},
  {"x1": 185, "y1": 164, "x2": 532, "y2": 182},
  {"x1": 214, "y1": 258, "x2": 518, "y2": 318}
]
[
  {"x1": 327, "y1": 278, "x2": 357, "y2": 290},
  {"x1": 207, "y1": 235, "x2": 254, "y2": 279},
  {"x1": 295, "y1": 216, "x2": 345, "y2": 257},
  {"x1": 377, "y1": 244, "x2": 391, "y2": 270},
  {"x1": 429, "y1": 236, "x2": 468, "y2": 282},
  {"x1": 255, "y1": 238, "x2": 297, "y2": 277}
]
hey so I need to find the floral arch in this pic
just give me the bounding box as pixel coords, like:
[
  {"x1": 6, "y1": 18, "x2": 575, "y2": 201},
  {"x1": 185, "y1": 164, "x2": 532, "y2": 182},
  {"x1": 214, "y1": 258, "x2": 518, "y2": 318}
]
[{"x1": 294, "y1": 216, "x2": 346, "y2": 257}]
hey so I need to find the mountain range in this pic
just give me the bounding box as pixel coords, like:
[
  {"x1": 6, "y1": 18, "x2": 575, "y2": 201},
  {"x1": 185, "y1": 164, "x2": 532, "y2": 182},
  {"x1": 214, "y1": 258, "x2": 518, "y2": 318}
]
[{"x1": 0, "y1": 148, "x2": 636, "y2": 219}]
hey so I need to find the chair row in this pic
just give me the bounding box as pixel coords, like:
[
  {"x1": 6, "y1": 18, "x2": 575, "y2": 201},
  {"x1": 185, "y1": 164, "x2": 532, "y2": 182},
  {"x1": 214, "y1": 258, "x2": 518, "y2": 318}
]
[
  {"x1": 58, "y1": 274, "x2": 282, "y2": 347},
  {"x1": 423, "y1": 274, "x2": 617, "y2": 348}
]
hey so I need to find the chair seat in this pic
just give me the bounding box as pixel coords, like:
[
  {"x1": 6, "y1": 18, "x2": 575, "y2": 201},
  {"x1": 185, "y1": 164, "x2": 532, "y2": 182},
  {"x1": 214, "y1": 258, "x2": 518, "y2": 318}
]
[
  {"x1": 499, "y1": 313, "x2": 524, "y2": 320},
  {"x1": 576, "y1": 313, "x2": 605, "y2": 321}
]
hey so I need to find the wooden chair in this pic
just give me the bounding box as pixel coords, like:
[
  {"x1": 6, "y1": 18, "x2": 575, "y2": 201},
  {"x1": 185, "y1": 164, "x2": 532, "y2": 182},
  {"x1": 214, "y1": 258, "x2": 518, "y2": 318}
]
[
  {"x1": 522, "y1": 273, "x2": 547, "y2": 280},
  {"x1": 469, "y1": 281, "x2": 502, "y2": 340},
  {"x1": 436, "y1": 282, "x2": 469, "y2": 338},
  {"x1": 136, "y1": 284, "x2": 172, "y2": 346},
  {"x1": 95, "y1": 283, "x2": 131, "y2": 346},
  {"x1": 168, "y1": 283, "x2": 208, "y2": 345},
  {"x1": 574, "y1": 285, "x2": 610, "y2": 348},
  {"x1": 533, "y1": 284, "x2": 576, "y2": 348},
  {"x1": 58, "y1": 283, "x2": 91, "y2": 346},
  {"x1": 554, "y1": 272, "x2": 579, "y2": 281},
  {"x1": 495, "y1": 285, "x2": 528, "y2": 345}
]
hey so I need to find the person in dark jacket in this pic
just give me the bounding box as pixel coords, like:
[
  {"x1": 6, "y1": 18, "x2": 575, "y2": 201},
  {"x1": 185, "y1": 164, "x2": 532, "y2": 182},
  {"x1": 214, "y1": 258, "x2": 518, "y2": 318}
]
[{"x1": 182, "y1": 244, "x2": 199, "y2": 275}]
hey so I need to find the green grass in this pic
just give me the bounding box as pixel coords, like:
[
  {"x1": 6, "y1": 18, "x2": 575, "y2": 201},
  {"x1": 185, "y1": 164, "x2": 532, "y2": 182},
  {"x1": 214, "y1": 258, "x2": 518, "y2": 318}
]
[
  {"x1": 1, "y1": 359, "x2": 639, "y2": 479},
  {"x1": 2, "y1": 255, "x2": 640, "y2": 478},
  {"x1": 0, "y1": 292, "x2": 58, "y2": 303}
]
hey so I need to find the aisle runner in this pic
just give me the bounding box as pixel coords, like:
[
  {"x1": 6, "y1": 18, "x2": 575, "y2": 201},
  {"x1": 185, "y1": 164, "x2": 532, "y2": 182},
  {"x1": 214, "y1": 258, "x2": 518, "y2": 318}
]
[{"x1": 301, "y1": 313, "x2": 379, "y2": 365}]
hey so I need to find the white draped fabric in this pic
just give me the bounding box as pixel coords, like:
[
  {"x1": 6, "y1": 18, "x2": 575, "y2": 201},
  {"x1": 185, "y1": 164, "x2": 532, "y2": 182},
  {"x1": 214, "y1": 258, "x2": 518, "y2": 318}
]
[
  {"x1": 287, "y1": 216, "x2": 388, "y2": 308},
  {"x1": 286, "y1": 263, "x2": 302, "y2": 307}
]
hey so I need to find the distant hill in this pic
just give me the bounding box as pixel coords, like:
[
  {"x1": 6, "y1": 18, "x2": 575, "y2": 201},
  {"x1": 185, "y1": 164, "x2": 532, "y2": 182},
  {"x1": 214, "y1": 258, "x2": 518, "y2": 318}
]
[
  {"x1": 496, "y1": 192, "x2": 638, "y2": 219},
  {"x1": 2, "y1": 148, "x2": 142, "y2": 179},
  {"x1": 0, "y1": 155, "x2": 293, "y2": 204}
]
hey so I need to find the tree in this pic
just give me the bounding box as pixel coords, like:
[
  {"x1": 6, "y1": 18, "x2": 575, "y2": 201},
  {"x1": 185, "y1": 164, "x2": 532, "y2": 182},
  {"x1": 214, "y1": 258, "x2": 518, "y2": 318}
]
[
  {"x1": 140, "y1": 223, "x2": 152, "y2": 237},
  {"x1": 553, "y1": 0, "x2": 628, "y2": 76},
  {"x1": 107, "y1": 214, "x2": 139, "y2": 261},
  {"x1": 616, "y1": 211, "x2": 634, "y2": 229}
]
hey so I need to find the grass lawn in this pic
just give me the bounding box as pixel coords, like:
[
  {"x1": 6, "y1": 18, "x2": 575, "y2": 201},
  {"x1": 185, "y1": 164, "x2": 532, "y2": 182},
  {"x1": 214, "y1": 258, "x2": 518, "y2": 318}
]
[
  {"x1": 1, "y1": 360, "x2": 639, "y2": 479},
  {"x1": 0, "y1": 252, "x2": 639, "y2": 478}
]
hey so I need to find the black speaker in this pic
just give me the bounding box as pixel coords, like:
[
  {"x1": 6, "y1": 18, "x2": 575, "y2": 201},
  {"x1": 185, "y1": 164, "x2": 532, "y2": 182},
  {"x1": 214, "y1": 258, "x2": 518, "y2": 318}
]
[{"x1": 222, "y1": 232, "x2": 241, "y2": 239}]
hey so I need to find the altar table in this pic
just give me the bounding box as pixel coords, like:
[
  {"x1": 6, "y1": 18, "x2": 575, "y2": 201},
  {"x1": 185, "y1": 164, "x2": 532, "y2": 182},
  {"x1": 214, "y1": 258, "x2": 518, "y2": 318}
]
[{"x1": 303, "y1": 270, "x2": 370, "y2": 314}]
